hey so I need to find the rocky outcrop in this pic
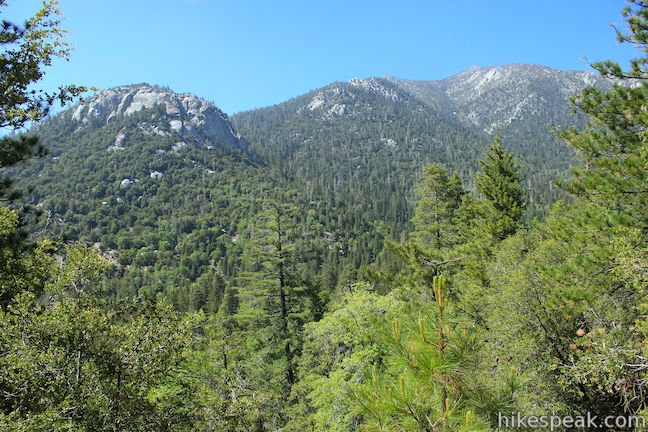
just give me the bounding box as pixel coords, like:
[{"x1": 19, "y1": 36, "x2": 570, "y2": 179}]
[
  {"x1": 108, "y1": 128, "x2": 128, "y2": 151},
  {"x1": 297, "y1": 78, "x2": 410, "y2": 119},
  {"x1": 120, "y1": 178, "x2": 134, "y2": 189},
  {"x1": 149, "y1": 171, "x2": 163, "y2": 181},
  {"x1": 387, "y1": 64, "x2": 615, "y2": 133},
  {"x1": 71, "y1": 84, "x2": 249, "y2": 152}
]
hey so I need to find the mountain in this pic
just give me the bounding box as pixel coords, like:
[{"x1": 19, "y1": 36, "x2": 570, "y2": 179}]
[
  {"x1": 387, "y1": 64, "x2": 608, "y2": 134},
  {"x1": 233, "y1": 64, "x2": 610, "y2": 228},
  {"x1": 12, "y1": 65, "x2": 614, "y2": 302},
  {"x1": 14, "y1": 84, "x2": 274, "y2": 307},
  {"x1": 384, "y1": 64, "x2": 615, "y2": 211},
  {"x1": 233, "y1": 76, "x2": 486, "y2": 263}
]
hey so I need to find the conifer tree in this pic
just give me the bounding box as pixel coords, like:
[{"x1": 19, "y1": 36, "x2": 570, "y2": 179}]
[
  {"x1": 449, "y1": 139, "x2": 526, "y2": 327},
  {"x1": 549, "y1": 1, "x2": 648, "y2": 415},
  {"x1": 226, "y1": 198, "x2": 316, "y2": 427},
  {"x1": 352, "y1": 274, "x2": 507, "y2": 431},
  {"x1": 0, "y1": 0, "x2": 89, "y2": 305},
  {"x1": 411, "y1": 163, "x2": 465, "y2": 254},
  {"x1": 475, "y1": 136, "x2": 525, "y2": 240}
]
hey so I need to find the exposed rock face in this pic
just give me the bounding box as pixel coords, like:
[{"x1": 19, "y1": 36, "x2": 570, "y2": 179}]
[
  {"x1": 301, "y1": 84, "x2": 357, "y2": 116},
  {"x1": 172, "y1": 141, "x2": 187, "y2": 153},
  {"x1": 386, "y1": 64, "x2": 615, "y2": 133},
  {"x1": 71, "y1": 84, "x2": 249, "y2": 152},
  {"x1": 349, "y1": 77, "x2": 401, "y2": 102},
  {"x1": 149, "y1": 171, "x2": 163, "y2": 181},
  {"x1": 108, "y1": 128, "x2": 128, "y2": 151},
  {"x1": 297, "y1": 77, "x2": 411, "y2": 119},
  {"x1": 120, "y1": 178, "x2": 134, "y2": 189},
  {"x1": 381, "y1": 138, "x2": 397, "y2": 147}
]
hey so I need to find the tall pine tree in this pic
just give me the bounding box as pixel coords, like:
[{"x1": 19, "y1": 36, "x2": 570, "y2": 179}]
[{"x1": 475, "y1": 136, "x2": 525, "y2": 240}]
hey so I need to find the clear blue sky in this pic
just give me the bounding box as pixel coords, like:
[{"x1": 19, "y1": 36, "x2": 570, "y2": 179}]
[{"x1": 3, "y1": 0, "x2": 638, "y2": 114}]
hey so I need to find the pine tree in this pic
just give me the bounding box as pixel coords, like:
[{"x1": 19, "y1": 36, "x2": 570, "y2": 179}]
[
  {"x1": 411, "y1": 163, "x2": 465, "y2": 254},
  {"x1": 225, "y1": 197, "x2": 316, "y2": 428},
  {"x1": 352, "y1": 275, "x2": 501, "y2": 431},
  {"x1": 475, "y1": 136, "x2": 525, "y2": 240},
  {"x1": 549, "y1": 1, "x2": 648, "y2": 415}
]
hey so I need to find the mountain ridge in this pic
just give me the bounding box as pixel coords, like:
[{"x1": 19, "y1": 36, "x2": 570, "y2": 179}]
[
  {"x1": 4, "y1": 62, "x2": 620, "y2": 325},
  {"x1": 384, "y1": 63, "x2": 611, "y2": 134},
  {"x1": 15, "y1": 63, "x2": 617, "y2": 277}
]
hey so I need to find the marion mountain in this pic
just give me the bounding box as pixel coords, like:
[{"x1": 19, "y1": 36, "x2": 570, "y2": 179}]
[{"x1": 13, "y1": 64, "x2": 611, "y2": 302}]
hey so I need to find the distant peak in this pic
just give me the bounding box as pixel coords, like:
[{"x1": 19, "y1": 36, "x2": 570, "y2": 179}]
[{"x1": 383, "y1": 63, "x2": 613, "y2": 133}]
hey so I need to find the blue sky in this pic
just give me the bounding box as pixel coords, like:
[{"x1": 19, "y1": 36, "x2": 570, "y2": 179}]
[{"x1": 4, "y1": 0, "x2": 638, "y2": 114}]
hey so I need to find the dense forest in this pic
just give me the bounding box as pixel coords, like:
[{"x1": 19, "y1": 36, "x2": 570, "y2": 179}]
[{"x1": 1, "y1": 1, "x2": 647, "y2": 431}]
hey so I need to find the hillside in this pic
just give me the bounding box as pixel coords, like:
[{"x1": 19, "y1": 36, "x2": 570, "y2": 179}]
[
  {"x1": 3, "y1": 0, "x2": 646, "y2": 428},
  {"x1": 388, "y1": 65, "x2": 616, "y2": 204},
  {"x1": 14, "y1": 84, "x2": 280, "y2": 306},
  {"x1": 13, "y1": 66, "x2": 615, "y2": 300},
  {"x1": 234, "y1": 65, "x2": 612, "y2": 224},
  {"x1": 388, "y1": 64, "x2": 608, "y2": 134},
  {"x1": 233, "y1": 77, "x2": 487, "y2": 266}
]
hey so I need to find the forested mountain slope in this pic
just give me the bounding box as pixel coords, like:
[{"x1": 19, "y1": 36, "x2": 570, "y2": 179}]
[
  {"x1": 233, "y1": 77, "x2": 486, "y2": 264},
  {"x1": 389, "y1": 64, "x2": 609, "y2": 135},
  {"x1": 13, "y1": 66, "x2": 614, "y2": 304},
  {"x1": 234, "y1": 65, "x2": 613, "y2": 221},
  {"x1": 6, "y1": 58, "x2": 646, "y2": 430},
  {"x1": 13, "y1": 84, "x2": 285, "y2": 307}
]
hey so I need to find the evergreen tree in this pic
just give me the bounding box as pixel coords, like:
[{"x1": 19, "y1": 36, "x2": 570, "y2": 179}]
[
  {"x1": 352, "y1": 272, "x2": 518, "y2": 431},
  {"x1": 411, "y1": 163, "x2": 465, "y2": 254},
  {"x1": 236, "y1": 200, "x2": 299, "y2": 389},
  {"x1": 450, "y1": 139, "x2": 526, "y2": 328},
  {"x1": 221, "y1": 198, "x2": 317, "y2": 429},
  {"x1": 549, "y1": 1, "x2": 648, "y2": 415},
  {"x1": 475, "y1": 136, "x2": 525, "y2": 240},
  {"x1": 0, "y1": 0, "x2": 88, "y2": 306}
]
